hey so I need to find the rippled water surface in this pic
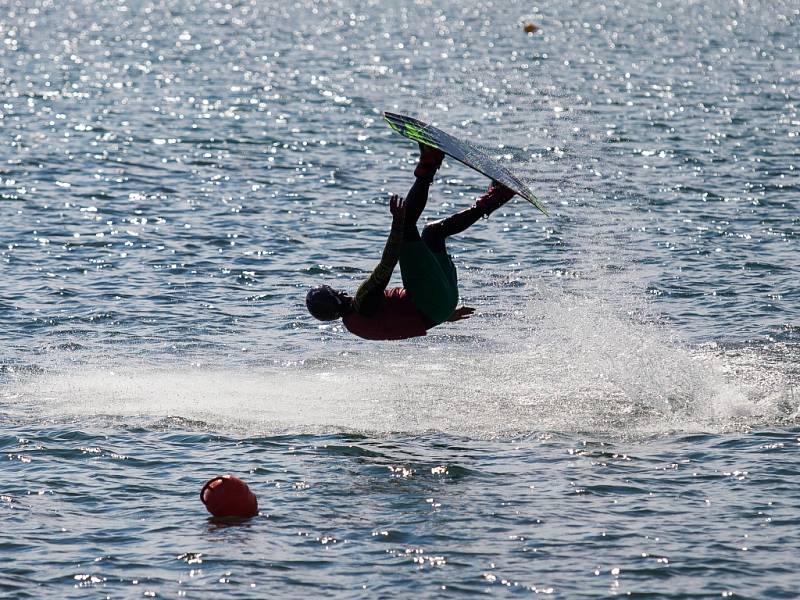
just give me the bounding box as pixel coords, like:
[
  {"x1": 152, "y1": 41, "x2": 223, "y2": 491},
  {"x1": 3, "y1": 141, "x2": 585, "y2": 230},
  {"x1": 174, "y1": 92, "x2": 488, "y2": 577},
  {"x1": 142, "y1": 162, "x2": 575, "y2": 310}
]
[{"x1": 1, "y1": 0, "x2": 799, "y2": 597}]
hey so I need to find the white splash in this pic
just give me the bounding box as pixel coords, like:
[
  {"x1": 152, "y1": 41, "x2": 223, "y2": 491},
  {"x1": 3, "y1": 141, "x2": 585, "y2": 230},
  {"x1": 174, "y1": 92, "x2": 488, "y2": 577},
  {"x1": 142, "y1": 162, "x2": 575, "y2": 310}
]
[{"x1": 3, "y1": 286, "x2": 793, "y2": 439}]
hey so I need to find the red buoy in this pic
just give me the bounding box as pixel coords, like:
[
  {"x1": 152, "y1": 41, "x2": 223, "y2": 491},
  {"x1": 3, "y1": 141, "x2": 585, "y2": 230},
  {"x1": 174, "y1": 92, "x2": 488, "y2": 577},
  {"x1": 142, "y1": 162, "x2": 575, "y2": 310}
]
[{"x1": 200, "y1": 475, "x2": 258, "y2": 518}]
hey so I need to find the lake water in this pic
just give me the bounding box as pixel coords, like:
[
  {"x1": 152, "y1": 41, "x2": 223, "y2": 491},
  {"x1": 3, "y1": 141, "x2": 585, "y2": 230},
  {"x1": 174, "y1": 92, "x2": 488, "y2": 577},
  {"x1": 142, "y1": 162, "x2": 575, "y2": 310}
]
[{"x1": 1, "y1": 0, "x2": 798, "y2": 597}]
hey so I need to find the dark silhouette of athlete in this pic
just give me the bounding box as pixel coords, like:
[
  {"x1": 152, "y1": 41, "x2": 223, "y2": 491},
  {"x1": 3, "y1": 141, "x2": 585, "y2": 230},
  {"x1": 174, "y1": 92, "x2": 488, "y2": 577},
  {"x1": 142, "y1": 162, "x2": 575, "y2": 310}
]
[{"x1": 306, "y1": 144, "x2": 516, "y2": 340}]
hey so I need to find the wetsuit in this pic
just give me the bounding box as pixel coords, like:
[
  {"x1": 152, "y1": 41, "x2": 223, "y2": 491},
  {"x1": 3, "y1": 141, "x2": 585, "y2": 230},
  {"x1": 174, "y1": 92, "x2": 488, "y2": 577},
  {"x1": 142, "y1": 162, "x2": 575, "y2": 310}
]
[
  {"x1": 342, "y1": 179, "x2": 459, "y2": 341},
  {"x1": 338, "y1": 151, "x2": 511, "y2": 341}
]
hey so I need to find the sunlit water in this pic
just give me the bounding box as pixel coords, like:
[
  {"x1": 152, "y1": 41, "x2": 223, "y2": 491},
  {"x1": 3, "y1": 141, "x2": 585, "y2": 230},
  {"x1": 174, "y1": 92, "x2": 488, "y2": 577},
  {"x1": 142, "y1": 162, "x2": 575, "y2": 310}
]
[{"x1": 1, "y1": 0, "x2": 798, "y2": 597}]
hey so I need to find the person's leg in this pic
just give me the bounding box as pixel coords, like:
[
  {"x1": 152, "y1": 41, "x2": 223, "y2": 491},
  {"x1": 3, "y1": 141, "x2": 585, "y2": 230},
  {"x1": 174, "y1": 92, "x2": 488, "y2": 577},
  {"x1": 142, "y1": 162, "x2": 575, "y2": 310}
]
[
  {"x1": 422, "y1": 181, "x2": 515, "y2": 251},
  {"x1": 421, "y1": 205, "x2": 483, "y2": 252},
  {"x1": 402, "y1": 177, "x2": 432, "y2": 242},
  {"x1": 403, "y1": 144, "x2": 444, "y2": 241}
]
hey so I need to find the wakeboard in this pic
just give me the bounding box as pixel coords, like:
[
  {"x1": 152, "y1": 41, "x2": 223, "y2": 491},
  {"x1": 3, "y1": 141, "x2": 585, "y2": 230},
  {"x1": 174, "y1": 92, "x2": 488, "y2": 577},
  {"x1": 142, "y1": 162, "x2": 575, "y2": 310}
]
[{"x1": 384, "y1": 111, "x2": 547, "y2": 216}]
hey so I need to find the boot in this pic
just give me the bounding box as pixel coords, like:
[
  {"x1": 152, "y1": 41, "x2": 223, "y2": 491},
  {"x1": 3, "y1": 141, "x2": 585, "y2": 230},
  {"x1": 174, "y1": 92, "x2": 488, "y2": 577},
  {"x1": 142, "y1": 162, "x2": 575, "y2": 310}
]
[
  {"x1": 414, "y1": 143, "x2": 445, "y2": 179},
  {"x1": 475, "y1": 181, "x2": 516, "y2": 216}
]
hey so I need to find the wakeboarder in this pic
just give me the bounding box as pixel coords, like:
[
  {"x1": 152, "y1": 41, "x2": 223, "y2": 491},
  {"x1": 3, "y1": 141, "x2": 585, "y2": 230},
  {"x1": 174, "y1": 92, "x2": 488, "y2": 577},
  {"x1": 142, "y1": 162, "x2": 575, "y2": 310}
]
[{"x1": 305, "y1": 144, "x2": 516, "y2": 340}]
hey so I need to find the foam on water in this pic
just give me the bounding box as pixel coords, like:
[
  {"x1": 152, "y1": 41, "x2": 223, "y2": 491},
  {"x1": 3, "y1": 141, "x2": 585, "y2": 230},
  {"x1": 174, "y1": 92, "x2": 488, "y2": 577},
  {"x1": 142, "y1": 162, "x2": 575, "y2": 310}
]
[{"x1": 5, "y1": 283, "x2": 794, "y2": 439}]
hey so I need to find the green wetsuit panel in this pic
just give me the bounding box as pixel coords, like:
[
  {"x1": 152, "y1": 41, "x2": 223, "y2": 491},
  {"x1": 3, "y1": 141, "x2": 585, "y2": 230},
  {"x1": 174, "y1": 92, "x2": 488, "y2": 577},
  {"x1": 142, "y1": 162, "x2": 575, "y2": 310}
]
[{"x1": 399, "y1": 240, "x2": 459, "y2": 326}]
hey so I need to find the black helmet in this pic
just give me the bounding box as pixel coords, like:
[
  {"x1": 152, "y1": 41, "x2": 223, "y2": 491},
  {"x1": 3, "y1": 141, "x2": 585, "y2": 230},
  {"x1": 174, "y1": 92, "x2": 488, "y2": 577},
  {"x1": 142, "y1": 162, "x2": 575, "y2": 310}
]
[{"x1": 306, "y1": 285, "x2": 345, "y2": 321}]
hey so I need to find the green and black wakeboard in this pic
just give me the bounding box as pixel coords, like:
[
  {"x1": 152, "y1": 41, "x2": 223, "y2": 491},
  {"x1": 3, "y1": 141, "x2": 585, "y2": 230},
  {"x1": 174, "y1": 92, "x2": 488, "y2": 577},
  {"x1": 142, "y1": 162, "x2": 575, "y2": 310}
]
[{"x1": 384, "y1": 111, "x2": 547, "y2": 216}]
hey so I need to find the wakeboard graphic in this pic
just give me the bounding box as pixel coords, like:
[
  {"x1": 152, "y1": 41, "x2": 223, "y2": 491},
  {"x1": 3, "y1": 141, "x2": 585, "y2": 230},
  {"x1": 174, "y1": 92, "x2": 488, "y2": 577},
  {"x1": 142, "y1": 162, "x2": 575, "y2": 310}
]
[{"x1": 384, "y1": 111, "x2": 547, "y2": 216}]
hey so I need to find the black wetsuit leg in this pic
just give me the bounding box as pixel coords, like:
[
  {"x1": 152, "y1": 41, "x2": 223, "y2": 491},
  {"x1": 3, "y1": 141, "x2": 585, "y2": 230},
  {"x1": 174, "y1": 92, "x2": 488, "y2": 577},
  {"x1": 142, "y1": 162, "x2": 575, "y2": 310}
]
[
  {"x1": 403, "y1": 175, "x2": 433, "y2": 242},
  {"x1": 421, "y1": 204, "x2": 485, "y2": 253}
]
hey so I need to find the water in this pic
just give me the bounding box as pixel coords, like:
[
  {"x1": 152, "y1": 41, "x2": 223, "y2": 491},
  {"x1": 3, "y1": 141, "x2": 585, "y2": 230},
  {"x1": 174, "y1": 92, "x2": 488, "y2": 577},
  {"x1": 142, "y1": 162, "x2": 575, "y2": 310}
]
[{"x1": 1, "y1": 0, "x2": 798, "y2": 596}]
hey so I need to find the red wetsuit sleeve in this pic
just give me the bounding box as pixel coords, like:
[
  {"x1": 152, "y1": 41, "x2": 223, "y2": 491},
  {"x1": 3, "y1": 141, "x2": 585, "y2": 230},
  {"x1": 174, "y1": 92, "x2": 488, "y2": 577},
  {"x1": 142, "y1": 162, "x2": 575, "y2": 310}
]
[{"x1": 352, "y1": 224, "x2": 404, "y2": 316}]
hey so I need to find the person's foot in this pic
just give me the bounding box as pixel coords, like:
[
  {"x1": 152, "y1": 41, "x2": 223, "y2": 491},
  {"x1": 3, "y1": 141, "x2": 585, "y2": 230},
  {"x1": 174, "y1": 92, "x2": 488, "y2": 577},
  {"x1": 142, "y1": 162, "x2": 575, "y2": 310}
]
[
  {"x1": 414, "y1": 143, "x2": 445, "y2": 179},
  {"x1": 475, "y1": 180, "x2": 516, "y2": 216}
]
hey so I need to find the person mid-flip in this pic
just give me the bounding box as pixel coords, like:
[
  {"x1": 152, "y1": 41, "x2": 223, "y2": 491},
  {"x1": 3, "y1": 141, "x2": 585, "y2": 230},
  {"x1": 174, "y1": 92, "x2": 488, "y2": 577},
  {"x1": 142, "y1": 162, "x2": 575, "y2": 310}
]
[{"x1": 305, "y1": 144, "x2": 516, "y2": 340}]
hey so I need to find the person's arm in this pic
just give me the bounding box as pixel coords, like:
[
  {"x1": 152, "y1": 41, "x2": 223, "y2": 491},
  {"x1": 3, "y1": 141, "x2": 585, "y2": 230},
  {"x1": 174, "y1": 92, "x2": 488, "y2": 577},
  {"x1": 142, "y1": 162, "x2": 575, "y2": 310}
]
[{"x1": 352, "y1": 195, "x2": 406, "y2": 316}]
